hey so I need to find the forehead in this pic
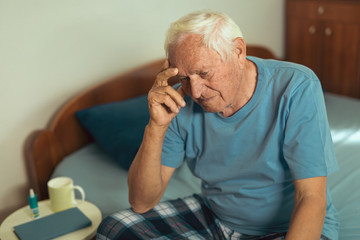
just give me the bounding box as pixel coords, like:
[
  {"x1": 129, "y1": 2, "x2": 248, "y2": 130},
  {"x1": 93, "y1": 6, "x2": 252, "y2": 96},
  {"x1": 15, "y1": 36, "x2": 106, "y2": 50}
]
[{"x1": 168, "y1": 35, "x2": 222, "y2": 70}]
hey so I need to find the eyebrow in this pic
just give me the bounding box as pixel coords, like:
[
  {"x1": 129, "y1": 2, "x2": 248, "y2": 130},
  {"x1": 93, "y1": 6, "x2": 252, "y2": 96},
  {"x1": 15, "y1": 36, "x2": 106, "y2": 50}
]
[
  {"x1": 177, "y1": 70, "x2": 208, "y2": 77},
  {"x1": 169, "y1": 59, "x2": 212, "y2": 78}
]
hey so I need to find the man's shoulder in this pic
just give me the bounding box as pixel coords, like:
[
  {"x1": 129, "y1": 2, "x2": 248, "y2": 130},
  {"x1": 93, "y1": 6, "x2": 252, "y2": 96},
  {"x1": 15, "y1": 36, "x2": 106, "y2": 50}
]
[
  {"x1": 249, "y1": 56, "x2": 315, "y2": 76},
  {"x1": 257, "y1": 57, "x2": 317, "y2": 80}
]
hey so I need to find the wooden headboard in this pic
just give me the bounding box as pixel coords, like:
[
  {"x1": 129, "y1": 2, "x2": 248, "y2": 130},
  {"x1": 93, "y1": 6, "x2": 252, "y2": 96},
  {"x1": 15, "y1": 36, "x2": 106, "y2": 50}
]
[{"x1": 25, "y1": 45, "x2": 277, "y2": 200}]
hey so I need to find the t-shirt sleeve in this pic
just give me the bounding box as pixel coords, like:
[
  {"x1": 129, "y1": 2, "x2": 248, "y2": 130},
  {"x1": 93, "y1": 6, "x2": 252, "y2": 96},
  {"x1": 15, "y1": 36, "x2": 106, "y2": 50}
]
[{"x1": 283, "y1": 73, "x2": 338, "y2": 180}]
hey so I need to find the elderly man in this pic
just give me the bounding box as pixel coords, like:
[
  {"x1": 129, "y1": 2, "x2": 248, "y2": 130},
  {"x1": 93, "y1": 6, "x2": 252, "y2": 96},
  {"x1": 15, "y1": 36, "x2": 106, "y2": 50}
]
[{"x1": 97, "y1": 10, "x2": 338, "y2": 240}]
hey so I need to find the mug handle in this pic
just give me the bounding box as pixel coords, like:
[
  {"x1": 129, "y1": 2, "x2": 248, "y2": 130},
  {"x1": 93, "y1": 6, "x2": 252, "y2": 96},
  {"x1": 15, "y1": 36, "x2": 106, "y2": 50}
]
[{"x1": 72, "y1": 185, "x2": 85, "y2": 205}]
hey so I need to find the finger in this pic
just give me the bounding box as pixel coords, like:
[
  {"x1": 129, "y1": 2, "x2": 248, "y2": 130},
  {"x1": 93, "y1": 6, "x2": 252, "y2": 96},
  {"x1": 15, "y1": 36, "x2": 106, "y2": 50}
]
[
  {"x1": 151, "y1": 86, "x2": 185, "y2": 108},
  {"x1": 155, "y1": 67, "x2": 178, "y2": 87},
  {"x1": 150, "y1": 91, "x2": 180, "y2": 114},
  {"x1": 164, "y1": 86, "x2": 186, "y2": 107},
  {"x1": 175, "y1": 86, "x2": 186, "y2": 107},
  {"x1": 161, "y1": 60, "x2": 170, "y2": 71},
  {"x1": 162, "y1": 94, "x2": 181, "y2": 113},
  {"x1": 177, "y1": 85, "x2": 186, "y2": 99}
]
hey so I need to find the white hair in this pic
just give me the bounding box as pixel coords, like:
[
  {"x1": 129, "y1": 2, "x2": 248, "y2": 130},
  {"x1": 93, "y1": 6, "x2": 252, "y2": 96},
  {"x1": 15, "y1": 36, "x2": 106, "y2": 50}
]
[{"x1": 164, "y1": 10, "x2": 244, "y2": 61}]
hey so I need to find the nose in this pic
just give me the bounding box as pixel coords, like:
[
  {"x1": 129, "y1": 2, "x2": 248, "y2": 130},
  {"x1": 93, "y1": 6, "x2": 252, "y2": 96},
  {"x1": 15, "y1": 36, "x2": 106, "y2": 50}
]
[{"x1": 189, "y1": 76, "x2": 203, "y2": 99}]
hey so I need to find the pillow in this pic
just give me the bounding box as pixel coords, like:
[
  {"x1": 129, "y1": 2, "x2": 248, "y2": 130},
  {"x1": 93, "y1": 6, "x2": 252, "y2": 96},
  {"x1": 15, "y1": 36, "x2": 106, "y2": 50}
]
[{"x1": 76, "y1": 95, "x2": 149, "y2": 170}]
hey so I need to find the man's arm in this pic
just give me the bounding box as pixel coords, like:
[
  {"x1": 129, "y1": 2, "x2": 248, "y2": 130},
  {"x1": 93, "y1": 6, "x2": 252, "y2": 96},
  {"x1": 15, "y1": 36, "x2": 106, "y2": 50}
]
[
  {"x1": 286, "y1": 176, "x2": 327, "y2": 240},
  {"x1": 128, "y1": 60, "x2": 185, "y2": 213}
]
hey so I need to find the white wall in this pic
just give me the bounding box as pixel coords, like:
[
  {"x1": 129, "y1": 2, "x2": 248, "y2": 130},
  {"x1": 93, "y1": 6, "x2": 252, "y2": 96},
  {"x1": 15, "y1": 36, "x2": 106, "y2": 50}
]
[{"x1": 0, "y1": 0, "x2": 284, "y2": 222}]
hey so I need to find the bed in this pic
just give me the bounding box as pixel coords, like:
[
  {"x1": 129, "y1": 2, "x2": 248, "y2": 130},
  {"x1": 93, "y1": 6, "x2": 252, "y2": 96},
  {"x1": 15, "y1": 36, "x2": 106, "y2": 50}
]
[{"x1": 25, "y1": 46, "x2": 360, "y2": 239}]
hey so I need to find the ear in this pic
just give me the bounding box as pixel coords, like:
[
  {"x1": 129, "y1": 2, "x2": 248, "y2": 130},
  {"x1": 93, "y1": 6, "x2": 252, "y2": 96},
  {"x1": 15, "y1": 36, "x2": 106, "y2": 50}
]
[
  {"x1": 233, "y1": 37, "x2": 246, "y2": 64},
  {"x1": 233, "y1": 37, "x2": 246, "y2": 67}
]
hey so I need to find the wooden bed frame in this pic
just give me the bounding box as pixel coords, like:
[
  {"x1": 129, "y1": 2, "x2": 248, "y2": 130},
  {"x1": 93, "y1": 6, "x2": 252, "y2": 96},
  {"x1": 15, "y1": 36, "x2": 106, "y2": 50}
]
[{"x1": 24, "y1": 46, "x2": 276, "y2": 200}]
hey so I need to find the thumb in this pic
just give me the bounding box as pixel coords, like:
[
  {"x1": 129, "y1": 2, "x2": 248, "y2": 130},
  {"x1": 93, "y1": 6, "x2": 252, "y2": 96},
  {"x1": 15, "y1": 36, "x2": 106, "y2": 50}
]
[
  {"x1": 177, "y1": 85, "x2": 186, "y2": 107},
  {"x1": 177, "y1": 85, "x2": 186, "y2": 98}
]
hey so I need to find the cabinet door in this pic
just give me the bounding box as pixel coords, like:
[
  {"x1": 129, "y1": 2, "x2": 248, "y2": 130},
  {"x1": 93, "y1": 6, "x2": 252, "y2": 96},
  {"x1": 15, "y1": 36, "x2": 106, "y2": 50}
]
[
  {"x1": 286, "y1": 18, "x2": 322, "y2": 77},
  {"x1": 321, "y1": 23, "x2": 360, "y2": 98}
]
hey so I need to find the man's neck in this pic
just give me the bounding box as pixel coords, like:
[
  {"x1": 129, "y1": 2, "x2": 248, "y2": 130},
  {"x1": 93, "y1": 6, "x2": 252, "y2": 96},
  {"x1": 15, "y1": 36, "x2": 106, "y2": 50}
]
[{"x1": 220, "y1": 59, "x2": 258, "y2": 118}]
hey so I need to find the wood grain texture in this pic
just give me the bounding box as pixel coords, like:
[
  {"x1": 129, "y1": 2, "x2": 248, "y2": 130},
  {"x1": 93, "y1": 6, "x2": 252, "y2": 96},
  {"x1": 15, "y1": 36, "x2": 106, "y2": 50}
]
[{"x1": 286, "y1": 0, "x2": 360, "y2": 98}]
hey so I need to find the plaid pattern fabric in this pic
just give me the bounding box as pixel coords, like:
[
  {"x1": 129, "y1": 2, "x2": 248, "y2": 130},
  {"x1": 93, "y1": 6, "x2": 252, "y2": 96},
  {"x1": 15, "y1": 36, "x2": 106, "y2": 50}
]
[
  {"x1": 97, "y1": 194, "x2": 330, "y2": 240},
  {"x1": 97, "y1": 194, "x2": 222, "y2": 240}
]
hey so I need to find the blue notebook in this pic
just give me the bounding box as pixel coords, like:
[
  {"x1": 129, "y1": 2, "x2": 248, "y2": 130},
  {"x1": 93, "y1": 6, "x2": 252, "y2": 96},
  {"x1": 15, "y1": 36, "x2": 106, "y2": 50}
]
[{"x1": 13, "y1": 207, "x2": 92, "y2": 240}]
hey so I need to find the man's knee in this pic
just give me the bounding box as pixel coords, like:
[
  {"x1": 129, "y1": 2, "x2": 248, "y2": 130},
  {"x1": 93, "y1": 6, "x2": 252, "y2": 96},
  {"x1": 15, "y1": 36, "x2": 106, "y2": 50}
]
[{"x1": 97, "y1": 209, "x2": 145, "y2": 239}]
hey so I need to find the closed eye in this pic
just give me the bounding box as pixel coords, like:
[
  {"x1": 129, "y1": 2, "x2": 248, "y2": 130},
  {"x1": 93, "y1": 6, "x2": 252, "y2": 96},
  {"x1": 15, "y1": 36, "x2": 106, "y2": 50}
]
[
  {"x1": 179, "y1": 76, "x2": 190, "y2": 82},
  {"x1": 178, "y1": 71, "x2": 208, "y2": 82}
]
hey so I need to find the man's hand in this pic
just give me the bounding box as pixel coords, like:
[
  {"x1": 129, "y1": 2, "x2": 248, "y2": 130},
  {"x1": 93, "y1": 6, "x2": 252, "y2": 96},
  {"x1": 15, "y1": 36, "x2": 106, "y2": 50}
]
[{"x1": 148, "y1": 60, "x2": 186, "y2": 127}]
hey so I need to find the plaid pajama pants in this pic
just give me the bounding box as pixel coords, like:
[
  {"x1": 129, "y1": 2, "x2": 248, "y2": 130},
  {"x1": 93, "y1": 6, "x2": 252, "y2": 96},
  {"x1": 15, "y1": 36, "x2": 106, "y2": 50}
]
[{"x1": 96, "y1": 194, "x2": 330, "y2": 240}]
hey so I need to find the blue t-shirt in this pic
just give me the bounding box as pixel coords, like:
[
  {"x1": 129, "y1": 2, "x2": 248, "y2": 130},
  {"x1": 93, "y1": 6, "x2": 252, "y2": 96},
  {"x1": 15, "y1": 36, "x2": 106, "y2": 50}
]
[{"x1": 161, "y1": 57, "x2": 339, "y2": 239}]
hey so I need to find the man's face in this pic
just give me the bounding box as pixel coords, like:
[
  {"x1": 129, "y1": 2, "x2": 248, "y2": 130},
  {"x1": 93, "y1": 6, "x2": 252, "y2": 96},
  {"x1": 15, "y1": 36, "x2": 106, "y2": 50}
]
[{"x1": 168, "y1": 34, "x2": 245, "y2": 116}]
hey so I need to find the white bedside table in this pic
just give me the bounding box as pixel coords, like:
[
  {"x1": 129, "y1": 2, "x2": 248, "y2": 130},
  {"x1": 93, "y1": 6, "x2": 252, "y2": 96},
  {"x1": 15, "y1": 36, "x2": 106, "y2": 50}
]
[{"x1": 0, "y1": 200, "x2": 102, "y2": 240}]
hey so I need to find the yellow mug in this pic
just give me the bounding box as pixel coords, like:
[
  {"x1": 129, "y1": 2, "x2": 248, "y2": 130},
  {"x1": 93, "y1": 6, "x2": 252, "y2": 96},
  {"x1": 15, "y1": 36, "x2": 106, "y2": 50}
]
[{"x1": 47, "y1": 177, "x2": 85, "y2": 212}]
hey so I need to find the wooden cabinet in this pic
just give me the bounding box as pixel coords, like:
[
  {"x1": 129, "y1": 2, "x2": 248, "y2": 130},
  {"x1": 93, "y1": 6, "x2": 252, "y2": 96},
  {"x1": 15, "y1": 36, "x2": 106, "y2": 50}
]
[{"x1": 286, "y1": 0, "x2": 360, "y2": 98}]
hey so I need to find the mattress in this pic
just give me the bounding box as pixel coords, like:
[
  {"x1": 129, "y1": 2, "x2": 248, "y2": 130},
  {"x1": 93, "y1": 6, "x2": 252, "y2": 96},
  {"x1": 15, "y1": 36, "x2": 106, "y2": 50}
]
[
  {"x1": 52, "y1": 92, "x2": 360, "y2": 239},
  {"x1": 51, "y1": 143, "x2": 202, "y2": 217},
  {"x1": 324, "y1": 93, "x2": 360, "y2": 240}
]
